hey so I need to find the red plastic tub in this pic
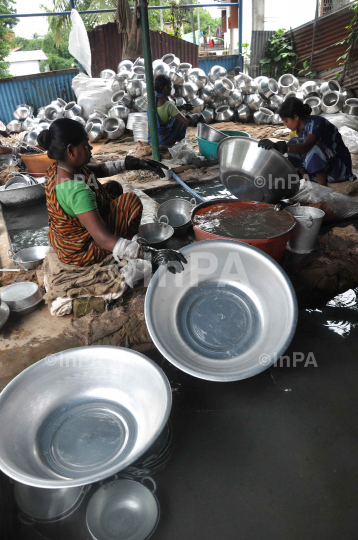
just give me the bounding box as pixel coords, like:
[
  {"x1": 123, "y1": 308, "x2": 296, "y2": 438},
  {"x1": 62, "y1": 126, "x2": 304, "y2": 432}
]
[{"x1": 191, "y1": 199, "x2": 296, "y2": 262}]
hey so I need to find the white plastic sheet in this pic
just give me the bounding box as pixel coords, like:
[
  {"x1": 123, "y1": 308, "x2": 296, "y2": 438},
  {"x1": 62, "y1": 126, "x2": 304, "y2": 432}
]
[
  {"x1": 321, "y1": 112, "x2": 358, "y2": 132},
  {"x1": 68, "y1": 9, "x2": 92, "y2": 78},
  {"x1": 292, "y1": 179, "x2": 358, "y2": 222},
  {"x1": 339, "y1": 126, "x2": 358, "y2": 154}
]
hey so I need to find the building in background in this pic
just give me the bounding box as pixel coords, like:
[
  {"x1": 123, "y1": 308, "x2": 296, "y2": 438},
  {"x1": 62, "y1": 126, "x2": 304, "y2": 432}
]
[
  {"x1": 5, "y1": 50, "x2": 48, "y2": 77},
  {"x1": 320, "y1": 0, "x2": 352, "y2": 15},
  {"x1": 220, "y1": 0, "x2": 321, "y2": 57}
]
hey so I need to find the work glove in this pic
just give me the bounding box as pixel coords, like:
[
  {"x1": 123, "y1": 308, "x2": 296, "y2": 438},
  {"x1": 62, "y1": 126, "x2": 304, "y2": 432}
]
[
  {"x1": 197, "y1": 114, "x2": 206, "y2": 124},
  {"x1": 258, "y1": 139, "x2": 288, "y2": 154},
  {"x1": 13, "y1": 143, "x2": 44, "y2": 155},
  {"x1": 138, "y1": 241, "x2": 188, "y2": 274},
  {"x1": 124, "y1": 155, "x2": 169, "y2": 178},
  {"x1": 178, "y1": 103, "x2": 194, "y2": 112},
  {"x1": 113, "y1": 237, "x2": 141, "y2": 262},
  {"x1": 152, "y1": 248, "x2": 188, "y2": 274},
  {"x1": 120, "y1": 259, "x2": 152, "y2": 288}
]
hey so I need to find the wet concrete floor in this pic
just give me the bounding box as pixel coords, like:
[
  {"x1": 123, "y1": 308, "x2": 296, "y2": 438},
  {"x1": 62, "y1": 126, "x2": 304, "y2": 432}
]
[{"x1": 2, "y1": 298, "x2": 357, "y2": 540}]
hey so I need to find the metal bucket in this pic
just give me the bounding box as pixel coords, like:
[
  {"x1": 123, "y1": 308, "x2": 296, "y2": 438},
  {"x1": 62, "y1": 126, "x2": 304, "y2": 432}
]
[{"x1": 286, "y1": 206, "x2": 325, "y2": 254}]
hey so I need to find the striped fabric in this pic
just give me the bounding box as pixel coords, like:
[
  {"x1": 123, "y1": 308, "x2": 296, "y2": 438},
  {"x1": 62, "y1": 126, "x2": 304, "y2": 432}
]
[{"x1": 45, "y1": 163, "x2": 143, "y2": 266}]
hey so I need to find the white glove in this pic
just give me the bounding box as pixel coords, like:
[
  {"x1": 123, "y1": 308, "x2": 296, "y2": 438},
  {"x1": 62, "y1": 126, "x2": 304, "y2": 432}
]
[
  {"x1": 120, "y1": 259, "x2": 152, "y2": 288},
  {"x1": 113, "y1": 237, "x2": 140, "y2": 262}
]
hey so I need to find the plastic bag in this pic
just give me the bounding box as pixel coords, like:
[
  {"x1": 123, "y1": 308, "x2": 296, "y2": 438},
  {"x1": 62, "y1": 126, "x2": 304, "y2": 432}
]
[
  {"x1": 71, "y1": 73, "x2": 90, "y2": 93},
  {"x1": 291, "y1": 179, "x2": 358, "y2": 222},
  {"x1": 169, "y1": 138, "x2": 197, "y2": 164},
  {"x1": 321, "y1": 112, "x2": 358, "y2": 132},
  {"x1": 339, "y1": 126, "x2": 358, "y2": 154},
  {"x1": 77, "y1": 87, "x2": 115, "y2": 119},
  {"x1": 68, "y1": 9, "x2": 92, "y2": 77}
]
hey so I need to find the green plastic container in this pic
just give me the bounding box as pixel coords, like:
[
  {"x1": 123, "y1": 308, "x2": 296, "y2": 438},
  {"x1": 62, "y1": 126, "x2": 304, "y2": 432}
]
[{"x1": 196, "y1": 130, "x2": 250, "y2": 159}]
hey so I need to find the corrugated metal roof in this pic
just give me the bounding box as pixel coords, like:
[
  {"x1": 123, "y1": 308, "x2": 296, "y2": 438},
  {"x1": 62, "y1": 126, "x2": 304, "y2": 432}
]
[
  {"x1": 87, "y1": 23, "x2": 198, "y2": 78},
  {"x1": 249, "y1": 30, "x2": 275, "y2": 78},
  {"x1": 6, "y1": 50, "x2": 48, "y2": 63},
  {"x1": 199, "y1": 55, "x2": 239, "y2": 75},
  {"x1": 289, "y1": 2, "x2": 358, "y2": 82},
  {"x1": 0, "y1": 69, "x2": 78, "y2": 124}
]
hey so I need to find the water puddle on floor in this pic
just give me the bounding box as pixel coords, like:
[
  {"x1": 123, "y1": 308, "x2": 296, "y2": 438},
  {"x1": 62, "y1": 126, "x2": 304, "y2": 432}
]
[{"x1": 150, "y1": 179, "x2": 235, "y2": 204}]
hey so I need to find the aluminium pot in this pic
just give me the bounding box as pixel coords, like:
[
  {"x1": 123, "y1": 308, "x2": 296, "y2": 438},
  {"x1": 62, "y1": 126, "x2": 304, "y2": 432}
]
[
  {"x1": 14, "y1": 482, "x2": 89, "y2": 524},
  {"x1": 191, "y1": 199, "x2": 296, "y2": 262},
  {"x1": 137, "y1": 217, "x2": 174, "y2": 248}
]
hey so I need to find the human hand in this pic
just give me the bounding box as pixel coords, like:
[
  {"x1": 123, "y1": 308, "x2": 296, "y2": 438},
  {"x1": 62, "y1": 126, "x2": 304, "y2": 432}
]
[
  {"x1": 178, "y1": 103, "x2": 194, "y2": 112},
  {"x1": 258, "y1": 139, "x2": 287, "y2": 154},
  {"x1": 151, "y1": 248, "x2": 188, "y2": 274},
  {"x1": 125, "y1": 155, "x2": 169, "y2": 178},
  {"x1": 113, "y1": 237, "x2": 140, "y2": 262}
]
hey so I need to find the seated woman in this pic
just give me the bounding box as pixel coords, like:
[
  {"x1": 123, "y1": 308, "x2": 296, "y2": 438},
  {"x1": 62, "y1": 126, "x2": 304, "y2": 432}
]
[
  {"x1": 148, "y1": 74, "x2": 193, "y2": 147},
  {"x1": 38, "y1": 118, "x2": 185, "y2": 271},
  {"x1": 259, "y1": 97, "x2": 354, "y2": 186}
]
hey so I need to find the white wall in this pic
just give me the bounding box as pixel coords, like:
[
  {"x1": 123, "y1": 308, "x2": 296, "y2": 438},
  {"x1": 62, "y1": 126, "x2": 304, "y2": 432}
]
[
  {"x1": 222, "y1": 0, "x2": 253, "y2": 55},
  {"x1": 9, "y1": 60, "x2": 41, "y2": 77},
  {"x1": 264, "y1": 0, "x2": 316, "y2": 31}
]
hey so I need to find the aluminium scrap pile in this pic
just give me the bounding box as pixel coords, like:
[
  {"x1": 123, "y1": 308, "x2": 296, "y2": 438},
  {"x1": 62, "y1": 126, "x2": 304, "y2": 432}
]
[{"x1": 3, "y1": 58, "x2": 358, "y2": 147}]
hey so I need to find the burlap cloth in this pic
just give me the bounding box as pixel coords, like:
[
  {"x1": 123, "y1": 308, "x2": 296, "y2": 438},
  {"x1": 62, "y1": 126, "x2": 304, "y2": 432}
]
[
  {"x1": 65, "y1": 292, "x2": 152, "y2": 347},
  {"x1": 43, "y1": 248, "x2": 126, "y2": 303}
]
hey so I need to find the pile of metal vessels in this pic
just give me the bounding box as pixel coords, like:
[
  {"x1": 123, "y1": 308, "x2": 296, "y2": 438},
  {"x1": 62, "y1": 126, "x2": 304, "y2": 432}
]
[{"x1": 5, "y1": 54, "x2": 358, "y2": 146}]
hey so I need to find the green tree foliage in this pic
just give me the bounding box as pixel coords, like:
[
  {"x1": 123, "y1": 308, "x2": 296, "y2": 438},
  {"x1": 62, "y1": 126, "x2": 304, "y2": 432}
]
[
  {"x1": 335, "y1": 1, "x2": 358, "y2": 81},
  {"x1": 44, "y1": 0, "x2": 117, "y2": 46},
  {"x1": 0, "y1": 0, "x2": 18, "y2": 78},
  {"x1": 183, "y1": 7, "x2": 221, "y2": 37},
  {"x1": 259, "y1": 28, "x2": 297, "y2": 78},
  {"x1": 11, "y1": 30, "x2": 76, "y2": 72}
]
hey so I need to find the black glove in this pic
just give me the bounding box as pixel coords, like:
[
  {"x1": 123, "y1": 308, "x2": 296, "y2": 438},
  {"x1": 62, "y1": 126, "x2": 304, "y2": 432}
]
[
  {"x1": 125, "y1": 155, "x2": 169, "y2": 178},
  {"x1": 178, "y1": 103, "x2": 194, "y2": 112},
  {"x1": 138, "y1": 241, "x2": 188, "y2": 274},
  {"x1": 152, "y1": 248, "x2": 188, "y2": 274},
  {"x1": 14, "y1": 143, "x2": 44, "y2": 155},
  {"x1": 258, "y1": 139, "x2": 288, "y2": 154},
  {"x1": 197, "y1": 114, "x2": 205, "y2": 124}
]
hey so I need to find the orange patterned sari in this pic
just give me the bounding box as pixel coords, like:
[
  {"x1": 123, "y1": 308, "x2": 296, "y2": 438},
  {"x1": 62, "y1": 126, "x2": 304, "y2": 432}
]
[{"x1": 45, "y1": 163, "x2": 143, "y2": 266}]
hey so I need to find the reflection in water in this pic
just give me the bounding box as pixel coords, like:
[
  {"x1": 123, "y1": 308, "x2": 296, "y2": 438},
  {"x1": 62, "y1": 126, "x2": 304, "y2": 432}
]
[
  {"x1": 307, "y1": 289, "x2": 358, "y2": 338},
  {"x1": 326, "y1": 289, "x2": 358, "y2": 310},
  {"x1": 323, "y1": 320, "x2": 356, "y2": 337},
  {"x1": 152, "y1": 179, "x2": 236, "y2": 204}
]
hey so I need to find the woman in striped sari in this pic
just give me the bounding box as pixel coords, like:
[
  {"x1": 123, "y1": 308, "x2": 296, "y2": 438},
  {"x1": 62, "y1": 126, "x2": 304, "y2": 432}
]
[{"x1": 38, "y1": 119, "x2": 170, "y2": 267}]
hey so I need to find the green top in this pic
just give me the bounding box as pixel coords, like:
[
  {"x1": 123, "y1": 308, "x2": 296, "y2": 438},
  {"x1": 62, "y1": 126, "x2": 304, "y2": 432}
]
[
  {"x1": 56, "y1": 180, "x2": 97, "y2": 217},
  {"x1": 157, "y1": 101, "x2": 180, "y2": 126}
]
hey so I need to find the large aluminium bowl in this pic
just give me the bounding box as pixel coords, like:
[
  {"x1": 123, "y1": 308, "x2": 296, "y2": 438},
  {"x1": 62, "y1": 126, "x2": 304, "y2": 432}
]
[
  {"x1": 0, "y1": 347, "x2": 172, "y2": 488},
  {"x1": 145, "y1": 240, "x2": 298, "y2": 382},
  {"x1": 0, "y1": 182, "x2": 46, "y2": 207},
  {"x1": 217, "y1": 137, "x2": 300, "y2": 203}
]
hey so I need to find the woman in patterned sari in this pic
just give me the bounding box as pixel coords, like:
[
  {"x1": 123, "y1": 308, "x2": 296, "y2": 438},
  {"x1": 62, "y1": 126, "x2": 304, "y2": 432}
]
[
  {"x1": 259, "y1": 97, "x2": 355, "y2": 186},
  {"x1": 38, "y1": 119, "x2": 170, "y2": 267}
]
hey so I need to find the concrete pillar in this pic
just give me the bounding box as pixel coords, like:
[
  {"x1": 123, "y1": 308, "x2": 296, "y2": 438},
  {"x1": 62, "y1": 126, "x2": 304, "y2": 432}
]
[{"x1": 252, "y1": 0, "x2": 265, "y2": 31}]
